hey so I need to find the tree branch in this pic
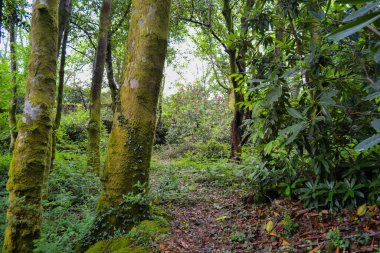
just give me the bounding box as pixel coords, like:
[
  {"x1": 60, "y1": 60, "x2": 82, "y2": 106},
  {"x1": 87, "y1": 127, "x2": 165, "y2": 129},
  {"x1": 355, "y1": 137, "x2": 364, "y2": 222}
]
[
  {"x1": 70, "y1": 20, "x2": 97, "y2": 50},
  {"x1": 176, "y1": 16, "x2": 229, "y2": 53}
]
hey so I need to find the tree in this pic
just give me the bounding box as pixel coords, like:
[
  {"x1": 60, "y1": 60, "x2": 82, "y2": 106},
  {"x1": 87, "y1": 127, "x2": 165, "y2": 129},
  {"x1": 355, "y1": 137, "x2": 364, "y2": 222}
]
[
  {"x1": 79, "y1": 0, "x2": 171, "y2": 248},
  {"x1": 2, "y1": 0, "x2": 59, "y2": 251},
  {"x1": 87, "y1": 0, "x2": 112, "y2": 175},
  {"x1": 7, "y1": 0, "x2": 17, "y2": 153},
  {"x1": 51, "y1": 0, "x2": 72, "y2": 169}
]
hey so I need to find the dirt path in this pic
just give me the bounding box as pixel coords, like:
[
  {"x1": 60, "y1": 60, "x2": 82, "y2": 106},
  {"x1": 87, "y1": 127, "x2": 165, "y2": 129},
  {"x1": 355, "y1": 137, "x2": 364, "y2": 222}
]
[
  {"x1": 160, "y1": 185, "x2": 244, "y2": 252},
  {"x1": 157, "y1": 185, "x2": 380, "y2": 253},
  {"x1": 151, "y1": 162, "x2": 380, "y2": 252}
]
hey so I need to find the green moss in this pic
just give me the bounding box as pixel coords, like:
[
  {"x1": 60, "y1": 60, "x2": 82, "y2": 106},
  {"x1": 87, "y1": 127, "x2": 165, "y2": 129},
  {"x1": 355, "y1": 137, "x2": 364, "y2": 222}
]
[
  {"x1": 85, "y1": 219, "x2": 169, "y2": 253},
  {"x1": 113, "y1": 247, "x2": 147, "y2": 253},
  {"x1": 85, "y1": 241, "x2": 107, "y2": 253}
]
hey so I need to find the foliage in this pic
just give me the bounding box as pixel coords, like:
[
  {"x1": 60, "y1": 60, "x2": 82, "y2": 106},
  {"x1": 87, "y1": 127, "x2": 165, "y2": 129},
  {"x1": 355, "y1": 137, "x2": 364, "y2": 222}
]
[
  {"x1": 33, "y1": 151, "x2": 100, "y2": 252},
  {"x1": 162, "y1": 82, "x2": 231, "y2": 145},
  {"x1": 57, "y1": 107, "x2": 89, "y2": 145}
]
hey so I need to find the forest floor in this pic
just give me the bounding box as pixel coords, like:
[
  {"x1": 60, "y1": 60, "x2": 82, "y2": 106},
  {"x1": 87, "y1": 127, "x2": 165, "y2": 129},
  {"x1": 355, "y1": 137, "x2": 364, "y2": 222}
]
[{"x1": 151, "y1": 159, "x2": 380, "y2": 253}]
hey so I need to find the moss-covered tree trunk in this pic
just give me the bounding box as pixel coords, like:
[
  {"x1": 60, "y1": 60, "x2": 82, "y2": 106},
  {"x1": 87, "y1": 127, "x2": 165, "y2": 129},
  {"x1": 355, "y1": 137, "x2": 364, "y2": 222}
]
[
  {"x1": 8, "y1": 2, "x2": 18, "y2": 153},
  {"x1": 78, "y1": 0, "x2": 171, "y2": 249},
  {"x1": 87, "y1": 0, "x2": 112, "y2": 175},
  {"x1": 222, "y1": 0, "x2": 244, "y2": 162},
  {"x1": 2, "y1": 0, "x2": 58, "y2": 252}
]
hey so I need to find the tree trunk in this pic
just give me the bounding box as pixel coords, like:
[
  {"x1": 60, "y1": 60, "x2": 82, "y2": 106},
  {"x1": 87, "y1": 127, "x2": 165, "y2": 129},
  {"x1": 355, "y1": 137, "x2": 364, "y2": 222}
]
[
  {"x1": 58, "y1": 0, "x2": 71, "y2": 52},
  {"x1": 87, "y1": 0, "x2": 112, "y2": 175},
  {"x1": 78, "y1": 0, "x2": 171, "y2": 249},
  {"x1": 2, "y1": 0, "x2": 58, "y2": 251},
  {"x1": 222, "y1": 0, "x2": 244, "y2": 162},
  {"x1": 8, "y1": 3, "x2": 18, "y2": 153},
  {"x1": 0, "y1": 0, "x2": 3, "y2": 43},
  {"x1": 51, "y1": 0, "x2": 72, "y2": 169},
  {"x1": 106, "y1": 34, "x2": 119, "y2": 114}
]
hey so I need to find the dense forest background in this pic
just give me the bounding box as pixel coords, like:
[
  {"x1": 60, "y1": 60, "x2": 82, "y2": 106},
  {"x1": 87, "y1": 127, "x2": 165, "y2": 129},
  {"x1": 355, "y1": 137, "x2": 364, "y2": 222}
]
[{"x1": 0, "y1": 0, "x2": 379, "y2": 252}]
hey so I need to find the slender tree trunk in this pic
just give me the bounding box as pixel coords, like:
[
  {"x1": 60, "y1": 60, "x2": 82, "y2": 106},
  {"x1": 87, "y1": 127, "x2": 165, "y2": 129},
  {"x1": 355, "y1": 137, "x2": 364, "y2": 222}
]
[
  {"x1": 106, "y1": 35, "x2": 119, "y2": 113},
  {"x1": 50, "y1": 0, "x2": 72, "y2": 170},
  {"x1": 57, "y1": 0, "x2": 71, "y2": 51},
  {"x1": 8, "y1": 4, "x2": 18, "y2": 153},
  {"x1": 2, "y1": 0, "x2": 59, "y2": 251},
  {"x1": 78, "y1": 0, "x2": 171, "y2": 249},
  {"x1": 87, "y1": 0, "x2": 112, "y2": 175},
  {"x1": 0, "y1": 0, "x2": 3, "y2": 43},
  {"x1": 222, "y1": 0, "x2": 244, "y2": 162},
  {"x1": 51, "y1": 23, "x2": 70, "y2": 169}
]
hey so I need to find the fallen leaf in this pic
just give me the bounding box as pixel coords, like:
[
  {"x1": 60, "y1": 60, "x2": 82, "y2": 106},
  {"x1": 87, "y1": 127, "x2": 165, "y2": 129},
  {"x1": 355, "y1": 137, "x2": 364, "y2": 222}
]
[
  {"x1": 266, "y1": 220, "x2": 274, "y2": 233},
  {"x1": 357, "y1": 203, "x2": 367, "y2": 217},
  {"x1": 215, "y1": 215, "x2": 230, "y2": 221}
]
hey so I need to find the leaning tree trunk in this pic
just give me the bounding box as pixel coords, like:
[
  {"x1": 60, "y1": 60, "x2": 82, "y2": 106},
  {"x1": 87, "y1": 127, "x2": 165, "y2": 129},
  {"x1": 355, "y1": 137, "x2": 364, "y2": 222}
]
[
  {"x1": 8, "y1": 3, "x2": 18, "y2": 153},
  {"x1": 2, "y1": 0, "x2": 58, "y2": 252},
  {"x1": 78, "y1": 0, "x2": 171, "y2": 249},
  {"x1": 87, "y1": 0, "x2": 112, "y2": 175}
]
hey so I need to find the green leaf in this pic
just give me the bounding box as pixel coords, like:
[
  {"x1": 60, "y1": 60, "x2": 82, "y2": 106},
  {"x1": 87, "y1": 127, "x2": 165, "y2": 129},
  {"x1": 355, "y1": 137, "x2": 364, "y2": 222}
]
[
  {"x1": 355, "y1": 134, "x2": 380, "y2": 151},
  {"x1": 287, "y1": 108, "x2": 304, "y2": 119},
  {"x1": 279, "y1": 122, "x2": 308, "y2": 145},
  {"x1": 371, "y1": 119, "x2": 380, "y2": 130},
  {"x1": 264, "y1": 141, "x2": 274, "y2": 155},
  {"x1": 338, "y1": 0, "x2": 374, "y2": 4},
  {"x1": 374, "y1": 47, "x2": 380, "y2": 63},
  {"x1": 364, "y1": 91, "x2": 380, "y2": 100},
  {"x1": 266, "y1": 85, "x2": 282, "y2": 105},
  {"x1": 343, "y1": 1, "x2": 380, "y2": 22},
  {"x1": 309, "y1": 10, "x2": 326, "y2": 21},
  {"x1": 327, "y1": 12, "x2": 380, "y2": 41},
  {"x1": 281, "y1": 69, "x2": 298, "y2": 78}
]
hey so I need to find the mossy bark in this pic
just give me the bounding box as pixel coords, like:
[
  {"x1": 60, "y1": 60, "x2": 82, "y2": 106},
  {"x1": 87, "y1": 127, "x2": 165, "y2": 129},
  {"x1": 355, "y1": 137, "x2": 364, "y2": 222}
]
[
  {"x1": 79, "y1": 0, "x2": 171, "y2": 249},
  {"x1": 222, "y1": 0, "x2": 244, "y2": 162},
  {"x1": 87, "y1": 0, "x2": 112, "y2": 175},
  {"x1": 2, "y1": 0, "x2": 58, "y2": 252},
  {"x1": 8, "y1": 3, "x2": 18, "y2": 153}
]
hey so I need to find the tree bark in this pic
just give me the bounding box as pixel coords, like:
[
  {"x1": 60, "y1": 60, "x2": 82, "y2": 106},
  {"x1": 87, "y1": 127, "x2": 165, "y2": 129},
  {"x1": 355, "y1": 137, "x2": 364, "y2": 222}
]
[
  {"x1": 87, "y1": 0, "x2": 112, "y2": 175},
  {"x1": 2, "y1": 0, "x2": 58, "y2": 251},
  {"x1": 106, "y1": 34, "x2": 119, "y2": 114},
  {"x1": 8, "y1": 3, "x2": 17, "y2": 153},
  {"x1": 0, "y1": 0, "x2": 3, "y2": 43},
  {"x1": 222, "y1": 0, "x2": 244, "y2": 162},
  {"x1": 50, "y1": 0, "x2": 72, "y2": 170},
  {"x1": 78, "y1": 0, "x2": 171, "y2": 249},
  {"x1": 58, "y1": 0, "x2": 72, "y2": 51}
]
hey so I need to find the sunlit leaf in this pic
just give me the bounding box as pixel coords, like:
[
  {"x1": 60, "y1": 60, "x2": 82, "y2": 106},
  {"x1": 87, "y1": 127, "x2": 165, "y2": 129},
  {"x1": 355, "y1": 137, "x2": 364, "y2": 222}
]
[
  {"x1": 343, "y1": 1, "x2": 380, "y2": 22},
  {"x1": 265, "y1": 220, "x2": 274, "y2": 233},
  {"x1": 357, "y1": 203, "x2": 367, "y2": 216},
  {"x1": 327, "y1": 12, "x2": 380, "y2": 41},
  {"x1": 355, "y1": 134, "x2": 380, "y2": 151}
]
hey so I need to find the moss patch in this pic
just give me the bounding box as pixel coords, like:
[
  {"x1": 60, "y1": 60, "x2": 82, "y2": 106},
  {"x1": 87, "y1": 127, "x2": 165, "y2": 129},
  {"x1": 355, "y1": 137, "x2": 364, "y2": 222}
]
[{"x1": 85, "y1": 219, "x2": 169, "y2": 253}]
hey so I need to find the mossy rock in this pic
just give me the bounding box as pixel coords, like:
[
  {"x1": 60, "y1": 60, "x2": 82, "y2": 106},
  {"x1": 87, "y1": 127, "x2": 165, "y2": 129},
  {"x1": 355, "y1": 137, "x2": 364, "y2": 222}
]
[{"x1": 85, "y1": 219, "x2": 170, "y2": 253}]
